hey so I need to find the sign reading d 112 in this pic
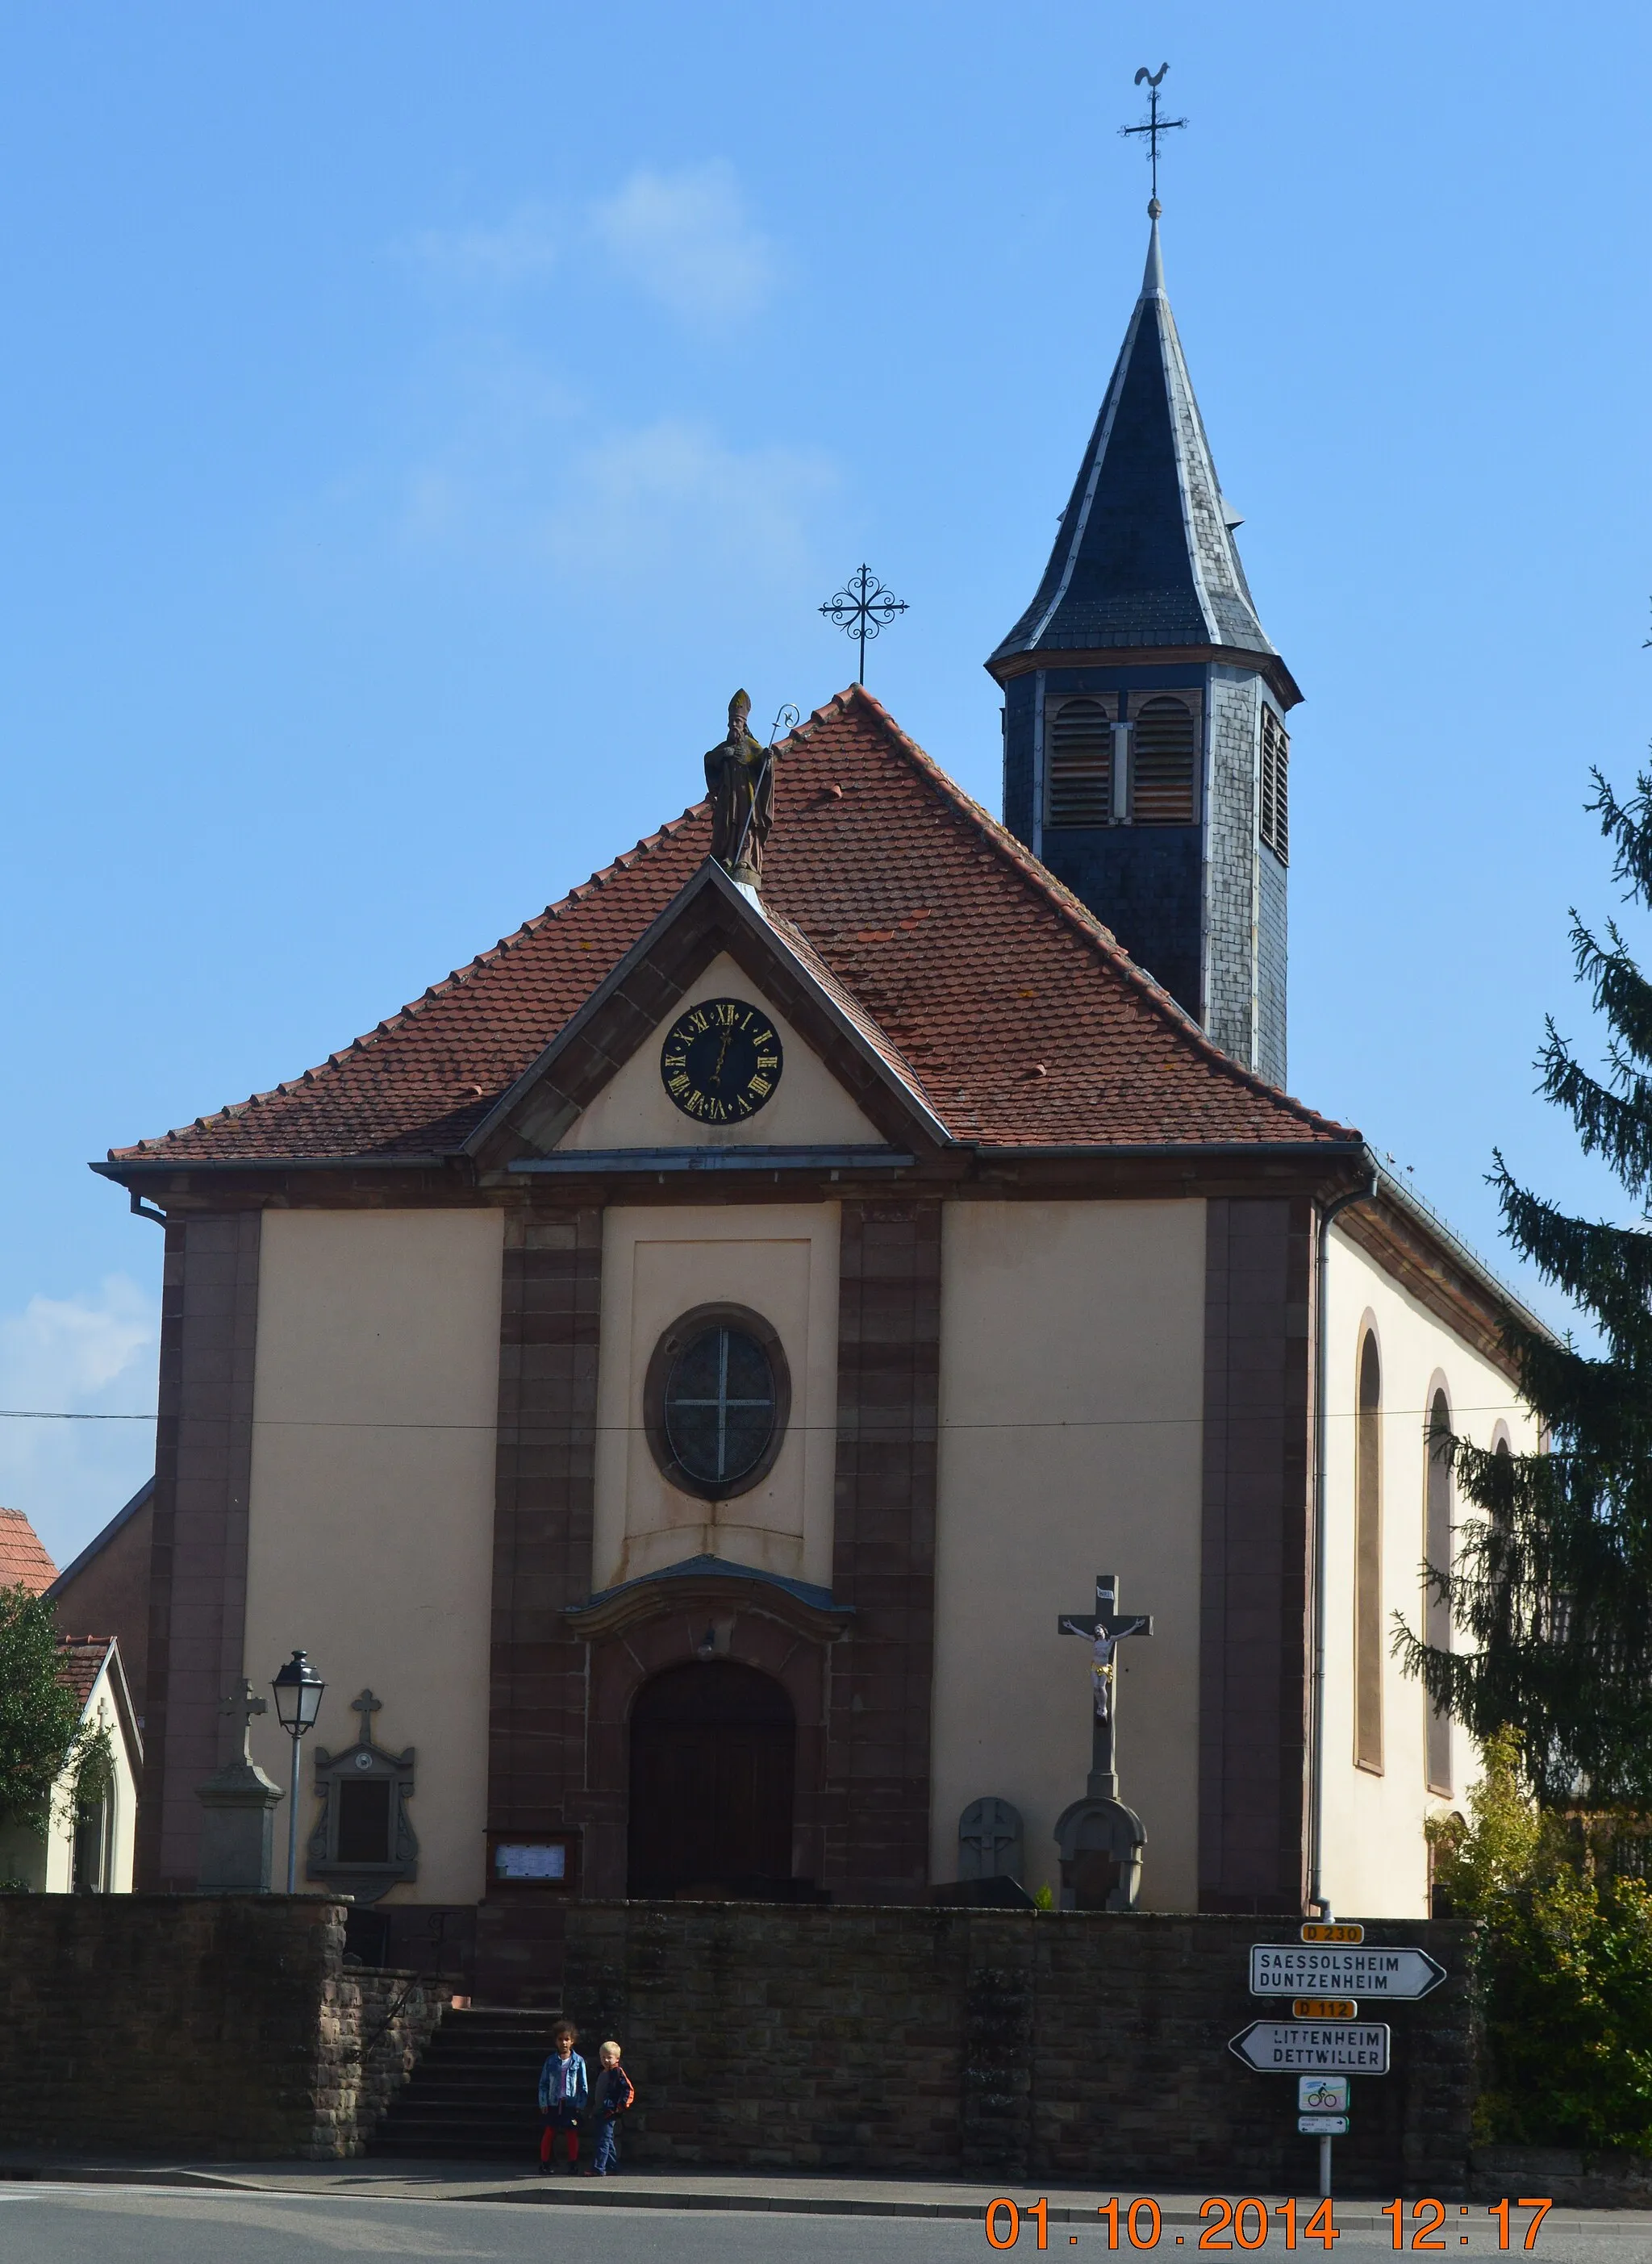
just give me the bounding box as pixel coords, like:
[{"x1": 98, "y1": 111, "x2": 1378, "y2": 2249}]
[
  {"x1": 1229, "y1": 2022, "x2": 1390, "y2": 2074},
  {"x1": 1250, "y1": 1945, "x2": 1446, "y2": 1999}
]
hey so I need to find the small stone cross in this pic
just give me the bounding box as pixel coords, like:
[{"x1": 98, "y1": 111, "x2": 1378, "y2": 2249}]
[
  {"x1": 1058, "y1": 1573, "x2": 1154, "y2": 1796},
  {"x1": 350, "y1": 1688, "x2": 382, "y2": 1745},
  {"x1": 220, "y1": 1678, "x2": 267, "y2": 1767}
]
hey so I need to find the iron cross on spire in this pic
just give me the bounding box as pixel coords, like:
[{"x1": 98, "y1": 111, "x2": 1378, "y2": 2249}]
[
  {"x1": 819, "y1": 564, "x2": 908, "y2": 686},
  {"x1": 1058, "y1": 1572, "x2": 1153, "y2": 1797},
  {"x1": 1120, "y1": 62, "x2": 1187, "y2": 204}
]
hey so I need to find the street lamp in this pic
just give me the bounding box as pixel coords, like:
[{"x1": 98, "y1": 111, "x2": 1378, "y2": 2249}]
[{"x1": 271, "y1": 1649, "x2": 325, "y2": 1894}]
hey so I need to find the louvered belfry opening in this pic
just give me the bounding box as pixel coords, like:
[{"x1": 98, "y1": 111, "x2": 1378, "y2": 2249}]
[
  {"x1": 1130, "y1": 696, "x2": 1197, "y2": 825},
  {"x1": 1261, "y1": 704, "x2": 1290, "y2": 864},
  {"x1": 1046, "y1": 696, "x2": 1112, "y2": 828}
]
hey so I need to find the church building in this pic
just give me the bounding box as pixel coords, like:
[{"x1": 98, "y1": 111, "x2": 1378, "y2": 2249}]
[{"x1": 93, "y1": 208, "x2": 1538, "y2": 1999}]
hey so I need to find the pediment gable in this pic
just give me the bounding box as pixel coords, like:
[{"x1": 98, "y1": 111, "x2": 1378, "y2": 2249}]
[{"x1": 467, "y1": 857, "x2": 953, "y2": 1170}]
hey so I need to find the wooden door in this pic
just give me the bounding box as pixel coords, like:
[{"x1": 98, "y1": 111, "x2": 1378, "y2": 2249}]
[{"x1": 628, "y1": 1661, "x2": 795, "y2": 1898}]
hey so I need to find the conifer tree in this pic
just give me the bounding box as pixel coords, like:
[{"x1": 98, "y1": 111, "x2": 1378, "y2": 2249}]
[{"x1": 1400, "y1": 761, "x2": 1652, "y2": 1806}]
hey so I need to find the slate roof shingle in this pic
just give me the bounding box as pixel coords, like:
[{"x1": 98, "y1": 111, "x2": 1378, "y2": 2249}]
[
  {"x1": 107, "y1": 686, "x2": 1357, "y2": 1165},
  {"x1": 989, "y1": 220, "x2": 1286, "y2": 682}
]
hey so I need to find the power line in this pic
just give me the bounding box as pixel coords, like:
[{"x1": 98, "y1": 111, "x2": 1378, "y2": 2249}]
[{"x1": 0, "y1": 1404, "x2": 1530, "y2": 1432}]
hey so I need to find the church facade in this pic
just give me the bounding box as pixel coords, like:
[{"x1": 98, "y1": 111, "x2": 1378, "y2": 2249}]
[{"x1": 94, "y1": 214, "x2": 1537, "y2": 1996}]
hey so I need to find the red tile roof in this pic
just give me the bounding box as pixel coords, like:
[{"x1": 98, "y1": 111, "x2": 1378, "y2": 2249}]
[
  {"x1": 0, "y1": 1506, "x2": 58, "y2": 1596},
  {"x1": 57, "y1": 1637, "x2": 114, "y2": 1711},
  {"x1": 109, "y1": 688, "x2": 1357, "y2": 1163}
]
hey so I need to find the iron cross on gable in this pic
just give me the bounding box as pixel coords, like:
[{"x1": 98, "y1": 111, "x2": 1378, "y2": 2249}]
[{"x1": 1058, "y1": 1574, "x2": 1153, "y2": 1727}]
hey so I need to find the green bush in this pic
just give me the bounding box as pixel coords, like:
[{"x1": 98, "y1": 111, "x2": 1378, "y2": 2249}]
[
  {"x1": 0, "y1": 1582, "x2": 86, "y2": 1836},
  {"x1": 1432, "y1": 1728, "x2": 1652, "y2": 2149}
]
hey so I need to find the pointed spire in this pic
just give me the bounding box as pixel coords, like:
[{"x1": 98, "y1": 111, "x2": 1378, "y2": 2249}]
[
  {"x1": 987, "y1": 209, "x2": 1298, "y2": 705},
  {"x1": 1141, "y1": 198, "x2": 1165, "y2": 294}
]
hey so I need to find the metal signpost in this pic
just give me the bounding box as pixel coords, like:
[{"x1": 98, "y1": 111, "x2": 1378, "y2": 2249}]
[{"x1": 1231, "y1": 1919, "x2": 1448, "y2": 2204}]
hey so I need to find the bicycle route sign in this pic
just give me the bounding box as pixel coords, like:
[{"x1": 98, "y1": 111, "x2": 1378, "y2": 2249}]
[
  {"x1": 1229, "y1": 2021, "x2": 1391, "y2": 2074},
  {"x1": 1249, "y1": 1945, "x2": 1446, "y2": 1999}
]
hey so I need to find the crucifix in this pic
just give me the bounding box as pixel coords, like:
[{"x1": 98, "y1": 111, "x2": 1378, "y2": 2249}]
[
  {"x1": 1119, "y1": 63, "x2": 1187, "y2": 206},
  {"x1": 1058, "y1": 1572, "x2": 1153, "y2": 1799},
  {"x1": 220, "y1": 1678, "x2": 268, "y2": 1770}
]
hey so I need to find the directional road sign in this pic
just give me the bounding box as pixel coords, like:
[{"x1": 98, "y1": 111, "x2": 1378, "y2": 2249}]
[
  {"x1": 1299, "y1": 2114, "x2": 1349, "y2": 2137},
  {"x1": 1229, "y1": 2022, "x2": 1390, "y2": 2074},
  {"x1": 1250, "y1": 1945, "x2": 1446, "y2": 1999}
]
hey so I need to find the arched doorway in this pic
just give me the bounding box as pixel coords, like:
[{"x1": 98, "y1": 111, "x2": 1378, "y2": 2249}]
[{"x1": 627, "y1": 1661, "x2": 795, "y2": 1898}]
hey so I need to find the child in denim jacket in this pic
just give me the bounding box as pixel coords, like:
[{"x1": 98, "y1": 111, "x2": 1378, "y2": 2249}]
[
  {"x1": 586, "y1": 2040, "x2": 635, "y2": 2177},
  {"x1": 536, "y1": 2020, "x2": 588, "y2": 2172}
]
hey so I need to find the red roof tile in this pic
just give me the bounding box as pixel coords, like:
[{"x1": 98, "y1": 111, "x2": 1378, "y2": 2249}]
[
  {"x1": 109, "y1": 688, "x2": 1357, "y2": 1163},
  {"x1": 57, "y1": 1637, "x2": 114, "y2": 1710},
  {"x1": 0, "y1": 1506, "x2": 58, "y2": 1596}
]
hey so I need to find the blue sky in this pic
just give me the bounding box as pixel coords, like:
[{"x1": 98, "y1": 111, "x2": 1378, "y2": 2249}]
[{"x1": 3, "y1": 2, "x2": 1650, "y2": 1566}]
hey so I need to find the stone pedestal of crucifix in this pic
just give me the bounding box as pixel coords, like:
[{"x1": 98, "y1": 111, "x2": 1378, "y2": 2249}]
[
  {"x1": 195, "y1": 1678, "x2": 285, "y2": 1891},
  {"x1": 1053, "y1": 1573, "x2": 1153, "y2": 1911}
]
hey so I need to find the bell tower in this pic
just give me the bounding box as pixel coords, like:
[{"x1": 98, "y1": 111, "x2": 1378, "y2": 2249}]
[{"x1": 988, "y1": 204, "x2": 1299, "y2": 1088}]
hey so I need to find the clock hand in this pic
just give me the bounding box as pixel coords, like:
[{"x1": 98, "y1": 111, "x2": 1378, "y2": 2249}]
[{"x1": 711, "y1": 1024, "x2": 733, "y2": 1087}]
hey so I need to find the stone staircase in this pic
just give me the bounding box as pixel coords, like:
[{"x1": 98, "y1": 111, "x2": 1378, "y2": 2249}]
[{"x1": 368, "y1": 2006, "x2": 565, "y2": 2161}]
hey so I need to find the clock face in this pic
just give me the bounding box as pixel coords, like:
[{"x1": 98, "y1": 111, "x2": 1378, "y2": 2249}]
[{"x1": 660, "y1": 998, "x2": 784, "y2": 1124}]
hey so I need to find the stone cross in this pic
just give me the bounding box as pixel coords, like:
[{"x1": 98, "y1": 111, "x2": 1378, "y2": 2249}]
[
  {"x1": 220, "y1": 1678, "x2": 267, "y2": 1769},
  {"x1": 1058, "y1": 1573, "x2": 1153, "y2": 1798},
  {"x1": 350, "y1": 1688, "x2": 382, "y2": 1745}
]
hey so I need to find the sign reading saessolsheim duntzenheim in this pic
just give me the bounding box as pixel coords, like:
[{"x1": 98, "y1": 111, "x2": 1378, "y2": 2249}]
[{"x1": 1249, "y1": 1945, "x2": 1446, "y2": 1999}]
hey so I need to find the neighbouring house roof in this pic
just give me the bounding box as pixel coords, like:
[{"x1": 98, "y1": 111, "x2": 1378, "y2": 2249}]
[
  {"x1": 58, "y1": 1637, "x2": 114, "y2": 1709},
  {"x1": 0, "y1": 1505, "x2": 58, "y2": 1596},
  {"x1": 102, "y1": 686, "x2": 1356, "y2": 1168},
  {"x1": 54, "y1": 1634, "x2": 143, "y2": 1765},
  {"x1": 44, "y1": 1476, "x2": 154, "y2": 1601},
  {"x1": 987, "y1": 217, "x2": 1297, "y2": 703}
]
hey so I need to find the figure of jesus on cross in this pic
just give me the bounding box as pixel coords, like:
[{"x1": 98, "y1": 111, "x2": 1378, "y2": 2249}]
[{"x1": 1058, "y1": 1573, "x2": 1153, "y2": 1799}]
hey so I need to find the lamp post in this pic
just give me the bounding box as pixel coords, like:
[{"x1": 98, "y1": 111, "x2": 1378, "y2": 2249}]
[{"x1": 271, "y1": 1649, "x2": 325, "y2": 1894}]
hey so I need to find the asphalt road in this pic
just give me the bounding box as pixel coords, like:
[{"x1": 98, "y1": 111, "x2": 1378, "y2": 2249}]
[{"x1": 0, "y1": 2192, "x2": 1645, "y2": 2264}]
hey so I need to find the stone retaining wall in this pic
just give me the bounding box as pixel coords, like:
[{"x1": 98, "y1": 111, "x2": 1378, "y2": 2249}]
[
  {"x1": 0, "y1": 1895, "x2": 441, "y2": 2159},
  {"x1": 562, "y1": 1903, "x2": 1476, "y2": 2192}
]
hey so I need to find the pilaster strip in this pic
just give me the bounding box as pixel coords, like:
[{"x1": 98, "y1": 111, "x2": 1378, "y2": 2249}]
[
  {"x1": 1198, "y1": 1195, "x2": 1312, "y2": 1913},
  {"x1": 486, "y1": 1209, "x2": 603, "y2": 1836},
  {"x1": 826, "y1": 1198, "x2": 942, "y2": 1900},
  {"x1": 141, "y1": 1211, "x2": 262, "y2": 1890}
]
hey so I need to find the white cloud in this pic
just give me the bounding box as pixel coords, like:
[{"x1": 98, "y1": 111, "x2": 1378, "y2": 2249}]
[
  {"x1": 406, "y1": 202, "x2": 562, "y2": 289},
  {"x1": 589, "y1": 161, "x2": 775, "y2": 323},
  {"x1": 1, "y1": 1277, "x2": 158, "y2": 1411},
  {"x1": 0, "y1": 1276, "x2": 159, "y2": 1574},
  {"x1": 540, "y1": 416, "x2": 836, "y2": 584}
]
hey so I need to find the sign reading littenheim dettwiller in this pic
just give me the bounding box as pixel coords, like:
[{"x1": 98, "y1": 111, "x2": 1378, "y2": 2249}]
[
  {"x1": 1229, "y1": 2023, "x2": 1390, "y2": 2074},
  {"x1": 1249, "y1": 1945, "x2": 1445, "y2": 1999}
]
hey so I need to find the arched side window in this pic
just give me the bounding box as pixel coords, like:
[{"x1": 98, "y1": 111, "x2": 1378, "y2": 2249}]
[
  {"x1": 1046, "y1": 697, "x2": 1112, "y2": 829},
  {"x1": 1425, "y1": 1386, "x2": 1453, "y2": 1795},
  {"x1": 1354, "y1": 1329, "x2": 1383, "y2": 1773},
  {"x1": 1131, "y1": 696, "x2": 1197, "y2": 825}
]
